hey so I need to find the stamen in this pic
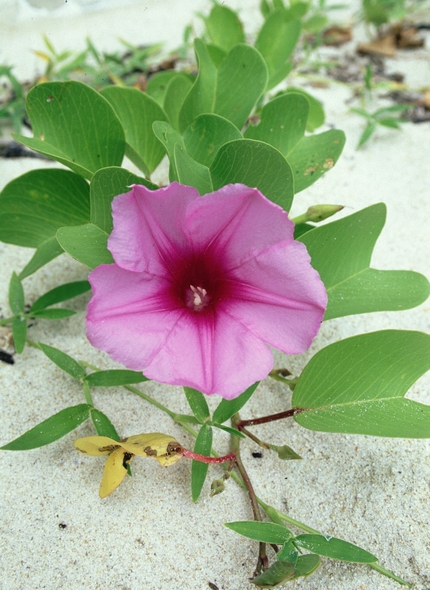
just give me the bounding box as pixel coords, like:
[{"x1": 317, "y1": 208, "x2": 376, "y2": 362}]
[{"x1": 186, "y1": 285, "x2": 211, "y2": 311}]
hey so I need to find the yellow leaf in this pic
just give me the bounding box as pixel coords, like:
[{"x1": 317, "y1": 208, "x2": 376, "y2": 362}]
[
  {"x1": 119, "y1": 433, "x2": 183, "y2": 466},
  {"x1": 74, "y1": 436, "x2": 119, "y2": 456},
  {"x1": 99, "y1": 448, "x2": 133, "y2": 498}
]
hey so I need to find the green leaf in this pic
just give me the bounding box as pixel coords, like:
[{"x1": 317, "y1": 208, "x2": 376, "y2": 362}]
[
  {"x1": 9, "y1": 272, "x2": 24, "y2": 315},
  {"x1": 286, "y1": 129, "x2": 345, "y2": 192},
  {"x1": 0, "y1": 404, "x2": 92, "y2": 450},
  {"x1": 163, "y1": 74, "x2": 194, "y2": 131},
  {"x1": 183, "y1": 387, "x2": 210, "y2": 423},
  {"x1": 56, "y1": 223, "x2": 114, "y2": 269},
  {"x1": 12, "y1": 316, "x2": 27, "y2": 354},
  {"x1": 210, "y1": 139, "x2": 294, "y2": 211},
  {"x1": 39, "y1": 342, "x2": 87, "y2": 381},
  {"x1": 276, "y1": 540, "x2": 298, "y2": 563},
  {"x1": 213, "y1": 382, "x2": 259, "y2": 424},
  {"x1": 191, "y1": 423, "x2": 213, "y2": 502},
  {"x1": 174, "y1": 145, "x2": 213, "y2": 195},
  {"x1": 179, "y1": 40, "x2": 267, "y2": 131},
  {"x1": 378, "y1": 118, "x2": 402, "y2": 129},
  {"x1": 225, "y1": 521, "x2": 293, "y2": 544},
  {"x1": 13, "y1": 81, "x2": 125, "y2": 179},
  {"x1": 269, "y1": 444, "x2": 302, "y2": 460},
  {"x1": 293, "y1": 330, "x2": 430, "y2": 437},
  {"x1": 183, "y1": 114, "x2": 242, "y2": 167},
  {"x1": 244, "y1": 93, "x2": 309, "y2": 156},
  {"x1": 90, "y1": 408, "x2": 120, "y2": 440},
  {"x1": 85, "y1": 370, "x2": 147, "y2": 387},
  {"x1": 204, "y1": 4, "x2": 245, "y2": 52},
  {"x1": 206, "y1": 44, "x2": 227, "y2": 67},
  {"x1": 90, "y1": 166, "x2": 156, "y2": 234},
  {"x1": 298, "y1": 204, "x2": 430, "y2": 319},
  {"x1": 251, "y1": 561, "x2": 296, "y2": 587},
  {"x1": 18, "y1": 236, "x2": 64, "y2": 280},
  {"x1": 0, "y1": 169, "x2": 90, "y2": 247},
  {"x1": 211, "y1": 424, "x2": 245, "y2": 438},
  {"x1": 252, "y1": 554, "x2": 320, "y2": 586},
  {"x1": 100, "y1": 86, "x2": 167, "y2": 176},
  {"x1": 146, "y1": 70, "x2": 180, "y2": 105},
  {"x1": 255, "y1": 12, "x2": 301, "y2": 90},
  {"x1": 285, "y1": 87, "x2": 325, "y2": 132},
  {"x1": 295, "y1": 534, "x2": 377, "y2": 563},
  {"x1": 30, "y1": 280, "x2": 90, "y2": 312},
  {"x1": 31, "y1": 309, "x2": 76, "y2": 319},
  {"x1": 357, "y1": 121, "x2": 377, "y2": 148},
  {"x1": 152, "y1": 120, "x2": 185, "y2": 182}
]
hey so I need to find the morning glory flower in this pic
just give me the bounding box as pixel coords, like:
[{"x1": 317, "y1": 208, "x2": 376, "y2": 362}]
[{"x1": 86, "y1": 183, "x2": 327, "y2": 399}]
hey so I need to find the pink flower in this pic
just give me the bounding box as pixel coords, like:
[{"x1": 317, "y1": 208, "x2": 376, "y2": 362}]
[{"x1": 86, "y1": 183, "x2": 327, "y2": 399}]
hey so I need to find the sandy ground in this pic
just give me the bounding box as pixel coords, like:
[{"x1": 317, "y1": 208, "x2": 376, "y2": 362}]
[{"x1": 1, "y1": 1, "x2": 430, "y2": 589}]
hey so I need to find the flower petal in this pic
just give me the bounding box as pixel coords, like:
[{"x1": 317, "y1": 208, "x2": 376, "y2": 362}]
[
  {"x1": 99, "y1": 448, "x2": 132, "y2": 498},
  {"x1": 108, "y1": 182, "x2": 199, "y2": 274},
  {"x1": 144, "y1": 310, "x2": 274, "y2": 399},
  {"x1": 225, "y1": 240, "x2": 327, "y2": 353},
  {"x1": 86, "y1": 264, "x2": 184, "y2": 370},
  {"x1": 185, "y1": 184, "x2": 295, "y2": 271}
]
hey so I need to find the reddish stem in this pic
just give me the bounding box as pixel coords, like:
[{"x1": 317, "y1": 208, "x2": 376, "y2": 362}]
[
  {"x1": 237, "y1": 408, "x2": 300, "y2": 430},
  {"x1": 181, "y1": 449, "x2": 236, "y2": 464}
]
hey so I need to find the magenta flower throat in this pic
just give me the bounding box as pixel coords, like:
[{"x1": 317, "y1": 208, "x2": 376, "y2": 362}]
[{"x1": 86, "y1": 183, "x2": 327, "y2": 399}]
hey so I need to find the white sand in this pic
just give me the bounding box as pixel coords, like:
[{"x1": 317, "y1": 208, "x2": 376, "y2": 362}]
[{"x1": 1, "y1": 2, "x2": 429, "y2": 589}]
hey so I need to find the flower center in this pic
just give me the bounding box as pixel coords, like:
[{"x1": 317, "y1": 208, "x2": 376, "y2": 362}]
[{"x1": 186, "y1": 284, "x2": 212, "y2": 312}]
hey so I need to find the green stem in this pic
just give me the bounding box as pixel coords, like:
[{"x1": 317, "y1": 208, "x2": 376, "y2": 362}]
[
  {"x1": 64, "y1": 361, "x2": 410, "y2": 587},
  {"x1": 82, "y1": 381, "x2": 93, "y2": 406},
  {"x1": 126, "y1": 386, "x2": 410, "y2": 586},
  {"x1": 290, "y1": 213, "x2": 308, "y2": 225},
  {"x1": 0, "y1": 316, "x2": 15, "y2": 326}
]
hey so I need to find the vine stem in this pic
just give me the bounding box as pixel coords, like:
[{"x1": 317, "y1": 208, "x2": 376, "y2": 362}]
[
  {"x1": 231, "y1": 413, "x2": 268, "y2": 575},
  {"x1": 71, "y1": 362, "x2": 410, "y2": 587}
]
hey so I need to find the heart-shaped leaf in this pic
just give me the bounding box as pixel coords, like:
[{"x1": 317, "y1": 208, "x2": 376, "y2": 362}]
[
  {"x1": 163, "y1": 74, "x2": 194, "y2": 131},
  {"x1": 57, "y1": 224, "x2": 114, "y2": 269},
  {"x1": 210, "y1": 139, "x2": 294, "y2": 210},
  {"x1": 153, "y1": 120, "x2": 184, "y2": 181},
  {"x1": 0, "y1": 169, "x2": 89, "y2": 247},
  {"x1": 298, "y1": 204, "x2": 430, "y2": 319},
  {"x1": 287, "y1": 129, "x2": 345, "y2": 193},
  {"x1": 100, "y1": 86, "x2": 167, "y2": 176},
  {"x1": 255, "y1": 11, "x2": 301, "y2": 90},
  {"x1": 293, "y1": 330, "x2": 430, "y2": 437},
  {"x1": 203, "y1": 4, "x2": 245, "y2": 52},
  {"x1": 90, "y1": 166, "x2": 156, "y2": 234},
  {"x1": 183, "y1": 114, "x2": 242, "y2": 167},
  {"x1": 13, "y1": 81, "x2": 125, "y2": 179},
  {"x1": 244, "y1": 93, "x2": 309, "y2": 156},
  {"x1": 284, "y1": 87, "x2": 325, "y2": 132},
  {"x1": 179, "y1": 40, "x2": 267, "y2": 132},
  {"x1": 174, "y1": 144, "x2": 213, "y2": 195}
]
